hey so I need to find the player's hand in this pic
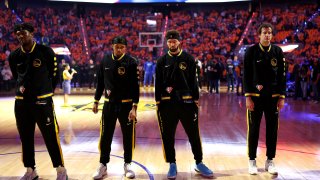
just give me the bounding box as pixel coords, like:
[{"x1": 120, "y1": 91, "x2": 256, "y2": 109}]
[
  {"x1": 128, "y1": 106, "x2": 137, "y2": 121},
  {"x1": 277, "y1": 98, "x2": 285, "y2": 110},
  {"x1": 92, "y1": 102, "x2": 99, "y2": 114},
  {"x1": 195, "y1": 101, "x2": 199, "y2": 108},
  {"x1": 106, "y1": 90, "x2": 111, "y2": 96},
  {"x1": 246, "y1": 97, "x2": 254, "y2": 111}
]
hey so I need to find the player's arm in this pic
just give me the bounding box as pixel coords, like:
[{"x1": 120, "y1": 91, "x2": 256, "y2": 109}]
[
  {"x1": 155, "y1": 58, "x2": 163, "y2": 105},
  {"x1": 46, "y1": 47, "x2": 59, "y2": 91},
  {"x1": 128, "y1": 58, "x2": 139, "y2": 121},
  {"x1": 190, "y1": 56, "x2": 199, "y2": 104},
  {"x1": 93, "y1": 56, "x2": 105, "y2": 113},
  {"x1": 243, "y1": 46, "x2": 255, "y2": 97},
  {"x1": 278, "y1": 48, "x2": 286, "y2": 99},
  {"x1": 8, "y1": 52, "x2": 18, "y2": 80},
  {"x1": 276, "y1": 48, "x2": 286, "y2": 110},
  {"x1": 131, "y1": 58, "x2": 140, "y2": 106},
  {"x1": 243, "y1": 46, "x2": 255, "y2": 111}
]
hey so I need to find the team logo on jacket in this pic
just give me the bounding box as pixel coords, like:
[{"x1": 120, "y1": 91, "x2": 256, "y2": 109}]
[
  {"x1": 271, "y1": 58, "x2": 277, "y2": 67},
  {"x1": 33, "y1": 59, "x2": 41, "y2": 67},
  {"x1": 179, "y1": 62, "x2": 187, "y2": 70},
  {"x1": 118, "y1": 67, "x2": 125, "y2": 75}
]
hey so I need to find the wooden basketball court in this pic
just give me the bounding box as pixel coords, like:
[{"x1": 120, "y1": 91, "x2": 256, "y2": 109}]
[{"x1": 0, "y1": 88, "x2": 320, "y2": 180}]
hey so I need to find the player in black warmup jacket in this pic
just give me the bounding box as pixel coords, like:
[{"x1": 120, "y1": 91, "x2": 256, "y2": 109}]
[
  {"x1": 244, "y1": 22, "x2": 286, "y2": 175},
  {"x1": 92, "y1": 36, "x2": 139, "y2": 179},
  {"x1": 155, "y1": 30, "x2": 213, "y2": 179},
  {"x1": 8, "y1": 23, "x2": 68, "y2": 180}
]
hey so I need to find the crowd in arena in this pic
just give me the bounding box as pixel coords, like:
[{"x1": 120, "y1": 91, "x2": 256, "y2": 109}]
[{"x1": 0, "y1": 2, "x2": 319, "y2": 102}]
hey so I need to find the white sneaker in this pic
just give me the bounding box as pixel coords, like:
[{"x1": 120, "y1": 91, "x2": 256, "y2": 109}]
[
  {"x1": 93, "y1": 163, "x2": 107, "y2": 180},
  {"x1": 248, "y1": 160, "x2": 258, "y2": 175},
  {"x1": 265, "y1": 160, "x2": 278, "y2": 175},
  {"x1": 56, "y1": 166, "x2": 68, "y2": 180},
  {"x1": 124, "y1": 163, "x2": 135, "y2": 179},
  {"x1": 20, "y1": 167, "x2": 38, "y2": 180}
]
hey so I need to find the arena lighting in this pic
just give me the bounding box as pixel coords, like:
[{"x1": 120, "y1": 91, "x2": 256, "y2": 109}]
[
  {"x1": 146, "y1": 19, "x2": 157, "y2": 26},
  {"x1": 186, "y1": 0, "x2": 251, "y2": 2},
  {"x1": 48, "y1": 0, "x2": 117, "y2": 3},
  {"x1": 51, "y1": 45, "x2": 71, "y2": 55},
  {"x1": 278, "y1": 44, "x2": 299, "y2": 53},
  {"x1": 49, "y1": 0, "x2": 251, "y2": 3}
]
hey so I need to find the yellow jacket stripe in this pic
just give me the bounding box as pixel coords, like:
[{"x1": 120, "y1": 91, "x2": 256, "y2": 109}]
[
  {"x1": 21, "y1": 42, "x2": 36, "y2": 53},
  {"x1": 160, "y1": 96, "x2": 194, "y2": 100},
  {"x1": 161, "y1": 97, "x2": 171, "y2": 100},
  {"x1": 15, "y1": 96, "x2": 24, "y2": 100},
  {"x1": 15, "y1": 93, "x2": 53, "y2": 100},
  {"x1": 167, "y1": 49, "x2": 183, "y2": 57},
  {"x1": 245, "y1": 93, "x2": 260, "y2": 97},
  {"x1": 182, "y1": 96, "x2": 193, "y2": 99},
  {"x1": 104, "y1": 98, "x2": 132, "y2": 103},
  {"x1": 272, "y1": 94, "x2": 286, "y2": 98},
  {"x1": 37, "y1": 93, "x2": 53, "y2": 99},
  {"x1": 245, "y1": 93, "x2": 285, "y2": 98},
  {"x1": 112, "y1": 53, "x2": 126, "y2": 61}
]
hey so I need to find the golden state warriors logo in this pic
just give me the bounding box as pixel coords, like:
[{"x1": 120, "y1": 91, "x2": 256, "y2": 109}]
[
  {"x1": 271, "y1": 58, "x2": 277, "y2": 67},
  {"x1": 33, "y1": 59, "x2": 41, "y2": 67},
  {"x1": 118, "y1": 67, "x2": 125, "y2": 75},
  {"x1": 179, "y1": 62, "x2": 187, "y2": 70}
]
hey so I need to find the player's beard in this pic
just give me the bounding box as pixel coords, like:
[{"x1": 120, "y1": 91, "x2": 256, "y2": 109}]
[
  {"x1": 114, "y1": 52, "x2": 124, "y2": 58},
  {"x1": 169, "y1": 47, "x2": 179, "y2": 53}
]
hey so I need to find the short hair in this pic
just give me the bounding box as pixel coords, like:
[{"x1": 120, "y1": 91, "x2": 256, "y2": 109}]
[
  {"x1": 257, "y1": 23, "x2": 274, "y2": 35},
  {"x1": 13, "y1": 23, "x2": 35, "y2": 33},
  {"x1": 165, "y1": 30, "x2": 181, "y2": 41},
  {"x1": 112, "y1": 36, "x2": 127, "y2": 46}
]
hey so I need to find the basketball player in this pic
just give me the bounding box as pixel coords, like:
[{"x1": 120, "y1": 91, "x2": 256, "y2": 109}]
[
  {"x1": 8, "y1": 22, "x2": 68, "y2": 180},
  {"x1": 243, "y1": 22, "x2": 286, "y2": 175},
  {"x1": 92, "y1": 36, "x2": 139, "y2": 179},
  {"x1": 155, "y1": 30, "x2": 213, "y2": 179}
]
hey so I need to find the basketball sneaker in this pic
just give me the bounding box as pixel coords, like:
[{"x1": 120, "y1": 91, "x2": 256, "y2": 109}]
[
  {"x1": 20, "y1": 167, "x2": 38, "y2": 180},
  {"x1": 93, "y1": 163, "x2": 107, "y2": 180},
  {"x1": 124, "y1": 163, "x2": 135, "y2": 178},
  {"x1": 265, "y1": 160, "x2": 278, "y2": 175},
  {"x1": 167, "y1": 163, "x2": 177, "y2": 179},
  {"x1": 56, "y1": 166, "x2": 68, "y2": 180},
  {"x1": 194, "y1": 162, "x2": 213, "y2": 177},
  {"x1": 248, "y1": 160, "x2": 258, "y2": 175}
]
